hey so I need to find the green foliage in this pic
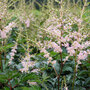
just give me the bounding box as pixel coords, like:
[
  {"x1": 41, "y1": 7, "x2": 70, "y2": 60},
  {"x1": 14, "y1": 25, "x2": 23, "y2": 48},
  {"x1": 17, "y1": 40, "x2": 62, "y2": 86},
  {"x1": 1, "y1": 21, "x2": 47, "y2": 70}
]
[
  {"x1": 14, "y1": 86, "x2": 41, "y2": 90},
  {"x1": 0, "y1": 0, "x2": 89, "y2": 90},
  {"x1": 0, "y1": 43, "x2": 14, "y2": 51},
  {"x1": 0, "y1": 70, "x2": 20, "y2": 83},
  {"x1": 20, "y1": 73, "x2": 40, "y2": 83}
]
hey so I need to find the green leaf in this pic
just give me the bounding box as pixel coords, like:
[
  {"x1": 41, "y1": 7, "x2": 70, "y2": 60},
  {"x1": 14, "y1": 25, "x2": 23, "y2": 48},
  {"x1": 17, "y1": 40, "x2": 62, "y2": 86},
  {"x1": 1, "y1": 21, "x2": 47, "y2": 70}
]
[
  {"x1": 54, "y1": 62, "x2": 60, "y2": 73},
  {"x1": 29, "y1": 86, "x2": 41, "y2": 90},
  {"x1": 78, "y1": 70, "x2": 90, "y2": 75},
  {"x1": 14, "y1": 86, "x2": 41, "y2": 90},
  {"x1": 85, "y1": 77, "x2": 90, "y2": 85},
  {"x1": 42, "y1": 72, "x2": 49, "y2": 81},
  {"x1": 0, "y1": 43, "x2": 14, "y2": 51},
  {"x1": 14, "y1": 87, "x2": 22, "y2": 90},
  {"x1": 50, "y1": 51, "x2": 58, "y2": 57},
  {"x1": 63, "y1": 66, "x2": 73, "y2": 72},
  {"x1": 6, "y1": 70, "x2": 20, "y2": 79},
  {"x1": 20, "y1": 73, "x2": 39, "y2": 82},
  {"x1": 74, "y1": 87, "x2": 86, "y2": 90},
  {"x1": 0, "y1": 73, "x2": 8, "y2": 83},
  {"x1": 3, "y1": 87, "x2": 10, "y2": 90}
]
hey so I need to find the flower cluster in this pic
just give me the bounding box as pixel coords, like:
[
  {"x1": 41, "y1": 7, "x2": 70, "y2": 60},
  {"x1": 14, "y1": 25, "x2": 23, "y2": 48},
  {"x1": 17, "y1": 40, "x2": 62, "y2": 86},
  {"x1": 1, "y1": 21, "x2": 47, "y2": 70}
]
[
  {"x1": 19, "y1": 53, "x2": 35, "y2": 73},
  {"x1": 0, "y1": 22, "x2": 16, "y2": 39},
  {"x1": 77, "y1": 51, "x2": 88, "y2": 60},
  {"x1": 9, "y1": 43, "x2": 17, "y2": 64},
  {"x1": 36, "y1": 9, "x2": 90, "y2": 67},
  {"x1": 36, "y1": 41, "x2": 52, "y2": 63},
  {"x1": 25, "y1": 18, "x2": 30, "y2": 27}
]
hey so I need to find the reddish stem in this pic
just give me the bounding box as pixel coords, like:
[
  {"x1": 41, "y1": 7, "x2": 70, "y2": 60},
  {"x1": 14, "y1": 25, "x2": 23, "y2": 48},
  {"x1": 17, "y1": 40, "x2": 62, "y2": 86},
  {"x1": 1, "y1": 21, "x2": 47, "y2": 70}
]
[
  {"x1": 57, "y1": 52, "x2": 63, "y2": 90},
  {"x1": 6, "y1": 79, "x2": 13, "y2": 90}
]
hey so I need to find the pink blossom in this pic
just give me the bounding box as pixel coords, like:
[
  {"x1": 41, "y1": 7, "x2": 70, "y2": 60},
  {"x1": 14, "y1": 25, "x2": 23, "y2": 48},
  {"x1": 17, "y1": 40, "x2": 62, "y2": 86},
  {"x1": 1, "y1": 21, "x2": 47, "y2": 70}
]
[
  {"x1": 77, "y1": 60, "x2": 81, "y2": 65},
  {"x1": 63, "y1": 56, "x2": 69, "y2": 64},
  {"x1": 51, "y1": 60, "x2": 56, "y2": 65},
  {"x1": 87, "y1": 49, "x2": 90, "y2": 54},
  {"x1": 84, "y1": 41, "x2": 90, "y2": 48},
  {"x1": 64, "y1": 43, "x2": 69, "y2": 47},
  {"x1": 27, "y1": 81, "x2": 37, "y2": 85},
  {"x1": 61, "y1": 37, "x2": 66, "y2": 42},
  {"x1": 9, "y1": 44, "x2": 17, "y2": 64},
  {"x1": 31, "y1": 69, "x2": 39, "y2": 73},
  {"x1": 48, "y1": 57, "x2": 52, "y2": 61},
  {"x1": 72, "y1": 41, "x2": 81, "y2": 49},
  {"x1": 77, "y1": 51, "x2": 88, "y2": 60},
  {"x1": 65, "y1": 36, "x2": 70, "y2": 41},
  {"x1": 67, "y1": 47, "x2": 75, "y2": 56},
  {"x1": 10, "y1": 52, "x2": 15, "y2": 56},
  {"x1": 40, "y1": 47, "x2": 47, "y2": 53},
  {"x1": 4, "y1": 22, "x2": 16, "y2": 33},
  {"x1": 0, "y1": 30, "x2": 7, "y2": 39},
  {"x1": 51, "y1": 42, "x2": 62, "y2": 53},
  {"x1": 20, "y1": 67, "x2": 28, "y2": 73},
  {"x1": 44, "y1": 53, "x2": 50, "y2": 58},
  {"x1": 25, "y1": 18, "x2": 30, "y2": 27},
  {"x1": 20, "y1": 60, "x2": 35, "y2": 73}
]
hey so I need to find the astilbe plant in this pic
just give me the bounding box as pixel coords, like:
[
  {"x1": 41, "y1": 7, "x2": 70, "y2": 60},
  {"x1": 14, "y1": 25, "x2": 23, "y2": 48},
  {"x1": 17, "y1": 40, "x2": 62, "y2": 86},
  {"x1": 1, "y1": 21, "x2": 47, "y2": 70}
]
[
  {"x1": 0, "y1": 0, "x2": 41, "y2": 89},
  {"x1": 5, "y1": 1, "x2": 37, "y2": 73},
  {"x1": 0, "y1": 0, "x2": 18, "y2": 71},
  {"x1": 0, "y1": 0, "x2": 90, "y2": 90},
  {"x1": 14, "y1": 0, "x2": 89, "y2": 89},
  {"x1": 31, "y1": 0, "x2": 90, "y2": 90},
  {"x1": 6, "y1": 1, "x2": 41, "y2": 88}
]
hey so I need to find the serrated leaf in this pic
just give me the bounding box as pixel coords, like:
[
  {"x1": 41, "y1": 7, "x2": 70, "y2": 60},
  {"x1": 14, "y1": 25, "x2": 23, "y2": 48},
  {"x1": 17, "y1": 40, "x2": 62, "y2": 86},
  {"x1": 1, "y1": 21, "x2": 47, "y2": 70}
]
[
  {"x1": 63, "y1": 66, "x2": 73, "y2": 72},
  {"x1": 79, "y1": 70, "x2": 90, "y2": 75}
]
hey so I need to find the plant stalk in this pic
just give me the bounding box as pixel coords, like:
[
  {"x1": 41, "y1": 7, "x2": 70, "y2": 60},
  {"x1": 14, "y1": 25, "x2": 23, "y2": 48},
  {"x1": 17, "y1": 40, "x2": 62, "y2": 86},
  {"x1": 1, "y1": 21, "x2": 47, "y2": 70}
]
[
  {"x1": 57, "y1": 0, "x2": 64, "y2": 89},
  {"x1": 0, "y1": 52, "x2": 3, "y2": 71},
  {"x1": 72, "y1": 57, "x2": 77, "y2": 90}
]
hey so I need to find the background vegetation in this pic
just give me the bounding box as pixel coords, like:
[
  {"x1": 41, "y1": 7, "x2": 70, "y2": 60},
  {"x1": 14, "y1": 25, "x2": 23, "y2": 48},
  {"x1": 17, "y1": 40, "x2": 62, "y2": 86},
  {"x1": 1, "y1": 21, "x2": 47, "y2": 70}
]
[{"x1": 0, "y1": 0, "x2": 90, "y2": 90}]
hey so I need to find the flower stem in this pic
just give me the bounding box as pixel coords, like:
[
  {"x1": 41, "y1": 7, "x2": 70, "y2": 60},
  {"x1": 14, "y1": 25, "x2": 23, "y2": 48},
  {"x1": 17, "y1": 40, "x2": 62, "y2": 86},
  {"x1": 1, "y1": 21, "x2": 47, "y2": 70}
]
[
  {"x1": 57, "y1": 77, "x2": 60, "y2": 90},
  {"x1": 72, "y1": 57, "x2": 77, "y2": 90},
  {"x1": 0, "y1": 52, "x2": 3, "y2": 71}
]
